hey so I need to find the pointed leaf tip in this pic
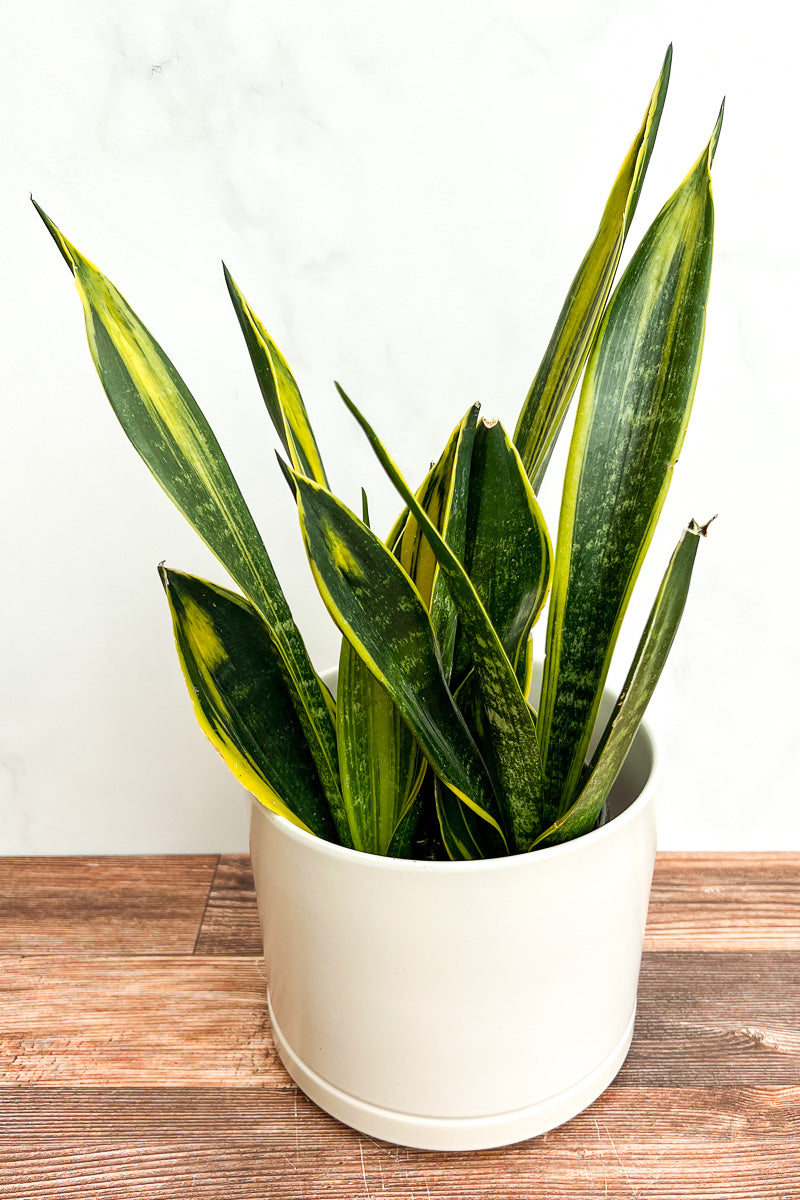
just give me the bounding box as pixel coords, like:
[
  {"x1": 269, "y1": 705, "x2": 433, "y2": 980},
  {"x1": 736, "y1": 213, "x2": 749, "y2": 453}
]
[
  {"x1": 709, "y1": 99, "x2": 725, "y2": 164},
  {"x1": 31, "y1": 199, "x2": 76, "y2": 273},
  {"x1": 513, "y1": 48, "x2": 672, "y2": 492},
  {"x1": 275, "y1": 451, "x2": 298, "y2": 498}
]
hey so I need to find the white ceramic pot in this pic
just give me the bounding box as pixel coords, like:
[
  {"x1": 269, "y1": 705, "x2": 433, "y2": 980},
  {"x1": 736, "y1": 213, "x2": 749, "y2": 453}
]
[{"x1": 249, "y1": 665, "x2": 657, "y2": 1151}]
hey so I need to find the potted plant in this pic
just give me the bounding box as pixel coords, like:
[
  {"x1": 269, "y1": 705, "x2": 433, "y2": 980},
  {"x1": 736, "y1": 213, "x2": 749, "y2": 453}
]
[{"x1": 35, "y1": 45, "x2": 721, "y2": 1150}]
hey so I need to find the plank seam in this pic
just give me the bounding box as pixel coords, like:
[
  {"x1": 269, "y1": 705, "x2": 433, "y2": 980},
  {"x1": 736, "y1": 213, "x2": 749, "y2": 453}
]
[{"x1": 193, "y1": 854, "x2": 221, "y2": 955}]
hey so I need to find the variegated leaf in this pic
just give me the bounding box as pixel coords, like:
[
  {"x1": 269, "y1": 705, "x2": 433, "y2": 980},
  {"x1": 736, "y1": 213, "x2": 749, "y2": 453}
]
[
  {"x1": 337, "y1": 387, "x2": 545, "y2": 851},
  {"x1": 35, "y1": 202, "x2": 347, "y2": 843},
  {"x1": 514, "y1": 46, "x2": 672, "y2": 492},
  {"x1": 336, "y1": 409, "x2": 479, "y2": 856},
  {"x1": 336, "y1": 639, "x2": 426, "y2": 855},
  {"x1": 224, "y1": 266, "x2": 329, "y2": 487},
  {"x1": 452, "y1": 419, "x2": 552, "y2": 691},
  {"x1": 434, "y1": 776, "x2": 502, "y2": 861},
  {"x1": 286, "y1": 464, "x2": 508, "y2": 859},
  {"x1": 537, "y1": 108, "x2": 722, "y2": 819},
  {"x1": 533, "y1": 519, "x2": 708, "y2": 847},
  {"x1": 395, "y1": 411, "x2": 476, "y2": 645},
  {"x1": 160, "y1": 566, "x2": 336, "y2": 840},
  {"x1": 403, "y1": 410, "x2": 486, "y2": 856}
]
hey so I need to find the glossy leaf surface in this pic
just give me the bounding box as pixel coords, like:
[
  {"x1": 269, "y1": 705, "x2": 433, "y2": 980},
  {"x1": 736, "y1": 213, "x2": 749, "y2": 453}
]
[
  {"x1": 337, "y1": 410, "x2": 478, "y2": 856},
  {"x1": 533, "y1": 519, "x2": 707, "y2": 847},
  {"x1": 514, "y1": 47, "x2": 672, "y2": 491},
  {"x1": 160, "y1": 566, "x2": 336, "y2": 840},
  {"x1": 290, "y1": 468, "x2": 507, "y2": 858},
  {"x1": 338, "y1": 387, "x2": 545, "y2": 851},
  {"x1": 537, "y1": 110, "x2": 721, "y2": 819},
  {"x1": 452, "y1": 420, "x2": 552, "y2": 690},
  {"x1": 336, "y1": 640, "x2": 426, "y2": 855},
  {"x1": 35, "y1": 203, "x2": 346, "y2": 842},
  {"x1": 224, "y1": 266, "x2": 329, "y2": 487}
]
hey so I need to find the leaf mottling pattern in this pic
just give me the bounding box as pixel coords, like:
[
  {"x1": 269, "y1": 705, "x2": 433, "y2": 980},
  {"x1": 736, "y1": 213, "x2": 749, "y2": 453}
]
[
  {"x1": 515, "y1": 47, "x2": 672, "y2": 491},
  {"x1": 34, "y1": 202, "x2": 346, "y2": 841},
  {"x1": 292, "y1": 470, "x2": 507, "y2": 858},
  {"x1": 537, "y1": 115, "x2": 719, "y2": 819}
]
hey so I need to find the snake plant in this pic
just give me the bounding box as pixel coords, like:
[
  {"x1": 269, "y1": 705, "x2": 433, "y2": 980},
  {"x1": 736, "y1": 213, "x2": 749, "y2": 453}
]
[{"x1": 35, "y1": 47, "x2": 721, "y2": 860}]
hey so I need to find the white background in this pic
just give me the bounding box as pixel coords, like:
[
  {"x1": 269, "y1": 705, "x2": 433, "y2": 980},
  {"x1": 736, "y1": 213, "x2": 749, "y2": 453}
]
[{"x1": 3, "y1": 0, "x2": 797, "y2": 853}]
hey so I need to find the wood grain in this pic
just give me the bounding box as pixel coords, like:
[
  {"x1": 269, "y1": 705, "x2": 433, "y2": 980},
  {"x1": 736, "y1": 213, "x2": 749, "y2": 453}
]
[
  {"x1": 0, "y1": 1087, "x2": 796, "y2": 1198},
  {"x1": 0, "y1": 852, "x2": 798, "y2": 1198},
  {"x1": 194, "y1": 856, "x2": 261, "y2": 956},
  {"x1": 1, "y1": 950, "x2": 797, "y2": 1087},
  {"x1": 645, "y1": 852, "x2": 800, "y2": 950},
  {"x1": 195, "y1": 851, "x2": 800, "y2": 956},
  {"x1": 1, "y1": 1084, "x2": 796, "y2": 1143},
  {"x1": 0, "y1": 856, "x2": 218, "y2": 954},
  {"x1": 0, "y1": 957, "x2": 283, "y2": 1086},
  {"x1": 624, "y1": 951, "x2": 800, "y2": 1084},
  {"x1": 3, "y1": 853, "x2": 799, "y2": 956}
]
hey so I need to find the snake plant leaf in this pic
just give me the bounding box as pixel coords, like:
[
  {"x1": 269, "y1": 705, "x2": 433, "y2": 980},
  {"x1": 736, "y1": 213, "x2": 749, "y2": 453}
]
[
  {"x1": 223, "y1": 265, "x2": 329, "y2": 487},
  {"x1": 533, "y1": 519, "x2": 707, "y2": 848},
  {"x1": 159, "y1": 565, "x2": 337, "y2": 840},
  {"x1": 336, "y1": 639, "x2": 425, "y2": 855},
  {"x1": 452, "y1": 420, "x2": 552, "y2": 691},
  {"x1": 514, "y1": 46, "x2": 672, "y2": 492},
  {"x1": 338, "y1": 385, "x2": 545, "y2": 850},
  {"x1": 537, "y1": 108, "x2": 722, "y2": 820},
  {"x1": 395, "y1": 408, "x2": 479, "y2": 668},
  {"x1": 427, "y1": 411, "x2": 477, "y2": 673},
  {"x1": 288, "y1": 466, "x2": 508, "y2": 859},
  {"x1": 434, "y1": 777, "x2": 502, "y2": 861},
  {"x1": 395, "y1": 452, "x2": 455, "y2": 612},
  {"x1": 397, "y1": 410, "x2": 481, "y2": 856},
  {"x1": 336, "y1": 409, "x2": 478, "y2": 856},
  {"x1": 386, "y1": 790, "x2": 425, "y2": 858},
  {"x1": 34, "y1": 202, "x2": 347, "y2": 845}
]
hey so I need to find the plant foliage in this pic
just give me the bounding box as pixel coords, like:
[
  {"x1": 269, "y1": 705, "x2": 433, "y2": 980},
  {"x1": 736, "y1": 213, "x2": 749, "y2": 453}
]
[{"x1": 36, "y1": 48, "x2": 719, "y2": 859}]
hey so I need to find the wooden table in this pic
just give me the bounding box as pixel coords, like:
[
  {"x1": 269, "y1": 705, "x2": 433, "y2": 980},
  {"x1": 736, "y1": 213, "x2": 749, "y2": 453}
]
[{"x1": 1, "y1": 852, "x2": 798, "y2": 1198}]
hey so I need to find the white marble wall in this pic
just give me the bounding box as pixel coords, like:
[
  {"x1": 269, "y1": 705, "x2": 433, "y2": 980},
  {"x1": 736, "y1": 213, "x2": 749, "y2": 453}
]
[{"x1": 3, "y1": 0, "x2": 797, "y2": 852}]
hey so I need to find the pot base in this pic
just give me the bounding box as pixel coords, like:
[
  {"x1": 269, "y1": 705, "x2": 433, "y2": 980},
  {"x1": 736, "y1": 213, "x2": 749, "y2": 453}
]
[{"x1": 269, "y1": 997, "x2": 636, "y2": 1151}]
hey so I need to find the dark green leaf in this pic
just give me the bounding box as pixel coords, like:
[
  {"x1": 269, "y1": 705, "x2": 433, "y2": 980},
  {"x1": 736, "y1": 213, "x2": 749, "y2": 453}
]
[
  {"x1": 291, "y1": 468, "x2": 508, "y2": 859},
  {"x1": 514, "y1": 47, "x2": 672, "y2": 491},
  {"x1": 224, "y1": 265, "x2": 329, "y2": 487},
  {"x1": 537, "y1": 111, "x2": 721, "y2": 819},
  {"x1": 336, "y1": 409, "x2": 479, "y2": 856},
  {"x1": 35, "y1": 203, "x2": 348, "y2": 844},
  {"x1": 534, "y1": 519, "x2": 707, "y2": 846},
  {"x1": 452, "y1": 419, "x2": 552, "y2": 690},
  {"x1": 338, "y1": 386, "x2": 545, "y2": 851},
  {"x1": 336, "y1": 638, "x2": 425, "y2": 855},
  {"x1": 160, "y1": 566, "x2": 336, "y2": 840}
]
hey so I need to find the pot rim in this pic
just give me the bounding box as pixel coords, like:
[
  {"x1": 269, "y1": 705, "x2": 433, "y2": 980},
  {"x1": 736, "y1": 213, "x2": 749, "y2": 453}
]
[{"x1": 252, "y1": 700, "x2": 659, "y2": 876}]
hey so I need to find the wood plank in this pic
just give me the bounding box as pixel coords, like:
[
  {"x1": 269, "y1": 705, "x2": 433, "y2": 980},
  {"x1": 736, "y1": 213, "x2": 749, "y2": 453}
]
[
  {"x1": 0, "y1": 1084, "x2": 796, "y2": 1143},
  {"x1": 1, "y1": 952, "x2": 798, "y2": 1088},
  {"x1": 0, "y1": 857, "x2": 218, "y2": 955},
  {"x1": 645, "y1": 852, "x2": 800, "y2": 950},
  {"x1": 0, "y1": 957, "x2": 283, "y2": 1086},
  {"x1": 187, "y1": 851, "x2": 800, "y2": 957},
  {"x1": 194, "y1": 856, "x2": 262, "y2": 956},
  {"x1": 2, "y1": 853, "x2": 798, "y2": 958},
  {"x1": 0, "y1": 1087, "x2": 796, "y2": 1198},
  {"x1": 621, "y1": 951, "x2": 800, "y2": 1085},
  {"x1": 0, "y1": 853, "x2": 797, "y2": 1198}
]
